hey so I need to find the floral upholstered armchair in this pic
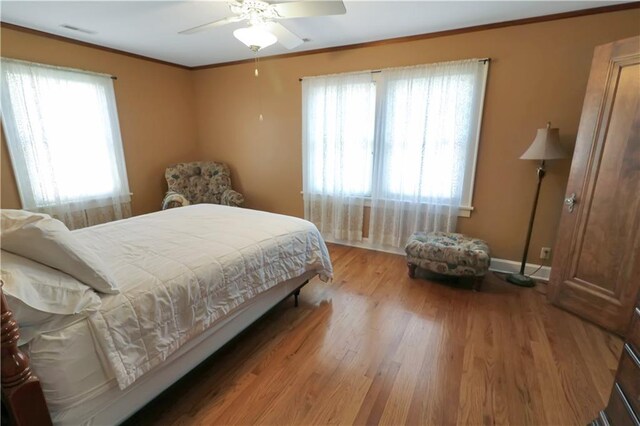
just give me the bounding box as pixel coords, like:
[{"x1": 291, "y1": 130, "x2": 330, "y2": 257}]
[{"x1": 162, "y1": 161, "x2": 244, "y2": 210}]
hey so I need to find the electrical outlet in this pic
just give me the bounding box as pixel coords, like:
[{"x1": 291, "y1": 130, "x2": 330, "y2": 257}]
[{"x1": 540, "y1": 247, "x2": 552, "y2": 260}]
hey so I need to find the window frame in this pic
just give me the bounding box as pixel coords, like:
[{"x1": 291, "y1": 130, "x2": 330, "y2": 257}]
[
  {"x1": 302, "y1": 60, "x2": 489, "y2": 218},
  {"x1": 0, "y1": 57, "x2": 131, "y2": 211}
]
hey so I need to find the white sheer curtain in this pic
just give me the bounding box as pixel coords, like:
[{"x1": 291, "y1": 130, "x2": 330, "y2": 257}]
[
  {"x1": 302, "y1": 72, "x2": 375, "y2": 242},
  {"x1": 1, "y1": 58, "x2": 131, "y2": 229},
  {"x1": 369, "y1": 59, "x2": 487, "y2": 247}
]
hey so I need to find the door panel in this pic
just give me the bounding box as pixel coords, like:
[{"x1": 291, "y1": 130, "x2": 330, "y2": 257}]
[
  {"x1": 548, "y1": 36, "x2": 640, "y2": 335},
  {"x1": 577, "y1": 64, "x2": 640, "y2": 292}
]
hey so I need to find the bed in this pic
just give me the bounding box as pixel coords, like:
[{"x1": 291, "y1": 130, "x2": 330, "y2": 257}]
[{"x1": 0, "y1": 204, "x2": 333, "y2": 425}]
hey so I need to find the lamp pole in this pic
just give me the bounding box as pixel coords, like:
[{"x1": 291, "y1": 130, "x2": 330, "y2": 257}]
[
  {"x1": 510, "y1": 160, "x2": 545, "y2": 285},
  {"x1": 507, "y1": 122, "x2": 566, "y2": 287}
]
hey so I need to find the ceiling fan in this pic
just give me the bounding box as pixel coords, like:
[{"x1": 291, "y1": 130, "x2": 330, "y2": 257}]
[{"x1": 179, "y1": 0, "x2": 346, "y2": 52}]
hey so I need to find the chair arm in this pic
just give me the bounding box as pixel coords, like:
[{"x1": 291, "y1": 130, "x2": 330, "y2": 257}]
[
  {"x1": 162, "y1": 191, "x2": 190, "y2": 210},
  {"x1": 221, "y1": 189, "x2": 244, "y2": 207}
]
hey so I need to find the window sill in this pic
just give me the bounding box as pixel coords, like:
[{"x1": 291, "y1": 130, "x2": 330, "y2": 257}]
[{"x1": 457, "y1": 207, "x2": 473, "y2": 218}]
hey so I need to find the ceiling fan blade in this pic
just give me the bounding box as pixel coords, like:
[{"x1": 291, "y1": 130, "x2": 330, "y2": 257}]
[
  {"x1": 179, "y1": 15, "x2": 244, "y2": 35},
  {"x1": 272, "y1": 1, "x2": 346, "y2": 19},
  {"x1": 265, "y1": 22, "x2": 304, "y2": 49}
]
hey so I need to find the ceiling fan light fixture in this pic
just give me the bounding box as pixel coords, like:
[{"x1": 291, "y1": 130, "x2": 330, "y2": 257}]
[{"x1": 233, "y1": 26, "x2": 277, "y2": 51}]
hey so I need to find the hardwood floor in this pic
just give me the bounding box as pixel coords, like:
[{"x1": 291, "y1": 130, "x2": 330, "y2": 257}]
[{"x1": 125, "y1": 244, "x2": 623, "y2": 425}]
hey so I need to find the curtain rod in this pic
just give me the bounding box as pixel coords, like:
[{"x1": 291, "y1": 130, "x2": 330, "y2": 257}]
[
  {"x1": 298, "y1": 58, "x2": 490, "y2": 82},
  {"x1": 1, "y1": 57, "x2": 118, "y2": 80}
]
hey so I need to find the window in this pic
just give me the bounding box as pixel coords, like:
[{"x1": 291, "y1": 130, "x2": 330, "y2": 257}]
[
  {"x1": 380, "y1": 74, "x2": 476, "y2": 201},
  {"x1": 1, "y1": 58, "x2": 130, "y2": 225},
  {"x1": 302, "y1": 59, "x2": 488, "y2": 214},
  {"x1": 303, "y1": 73, "x2": 376, "y2": 196}
]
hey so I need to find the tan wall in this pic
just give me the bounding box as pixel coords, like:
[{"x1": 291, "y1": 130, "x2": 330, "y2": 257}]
[
  {"x1": 2, "y1": 10, "x2": 638, "y2": 263},
  {"x1": 0, "y1": 28, "x2": 199, "y2": 216},
  {"x1": 192, "y1": 9, "x2": 640, "y2": 263}
]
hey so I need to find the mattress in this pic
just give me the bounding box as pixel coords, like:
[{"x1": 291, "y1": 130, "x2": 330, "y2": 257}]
[
  {"x1": 26, "y1": 272, "x2": 315, "y2": 425},
  {"x1": 20, "y1": 204, "x2": 332, "y2": 424}
]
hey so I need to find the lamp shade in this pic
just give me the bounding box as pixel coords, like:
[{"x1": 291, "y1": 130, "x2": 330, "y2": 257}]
[
  {"x1": 233, "y1": 26, "x2": 277, "y2": 51},
  {"x1": 520, "y1": 123, "x2": 567, "y2": 160}
]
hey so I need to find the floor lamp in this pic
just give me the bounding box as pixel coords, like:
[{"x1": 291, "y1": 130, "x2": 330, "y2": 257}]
[{"x1": 507, "y1": 122, "x2": 567, "y2": 287}]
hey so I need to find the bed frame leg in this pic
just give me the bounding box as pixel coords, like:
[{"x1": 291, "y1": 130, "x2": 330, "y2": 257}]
[
  {"x1": 293, "y1": 288, "x2": 300, "y2": 307},
  {"x1": 1, "y1": 282, "x2": 52, "y2": 426},
  {"x1": 292, "y1": 280, "x2": 309, "y2": 308}
]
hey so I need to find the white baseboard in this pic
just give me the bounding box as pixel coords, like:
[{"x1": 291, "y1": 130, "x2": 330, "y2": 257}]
[
  {"x1": 323, "y1": 237, "x2": 406, "y2": 255},
  {"x1": 489, "y1": 258, "x2": 551, "y2": 281},
  {"x1": 325, "y1": 238, "x2": 552, "y2": 281}
]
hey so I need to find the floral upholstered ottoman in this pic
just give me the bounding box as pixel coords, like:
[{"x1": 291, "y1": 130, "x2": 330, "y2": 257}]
[{"x1": 405, "y1": 231, "x2": 491, "y2": 290}]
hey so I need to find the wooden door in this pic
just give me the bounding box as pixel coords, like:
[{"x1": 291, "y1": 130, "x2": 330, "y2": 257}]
[{"x1": 548, "y1": 36, "x2": 640, "y2": 336}]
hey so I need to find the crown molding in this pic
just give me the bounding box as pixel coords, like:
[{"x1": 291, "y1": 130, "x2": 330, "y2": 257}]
[
  {"x1": 2, "y1": 2, "x2": 638, "y2": 72},
  {"x1": 191, "y1": 2, "x2": 640, "y2": 70},
  {"x1": 0, "y1": 22, "x2": 191, "y2": 70}
]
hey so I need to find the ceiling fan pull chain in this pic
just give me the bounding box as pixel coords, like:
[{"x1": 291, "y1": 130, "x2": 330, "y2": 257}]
[{"x1": 254, "y1": 55, "x2": 264, "y2": 122}]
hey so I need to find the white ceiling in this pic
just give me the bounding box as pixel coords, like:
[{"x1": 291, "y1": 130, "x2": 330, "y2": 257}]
[{"x1": 0, "y1": 1, "x2": 629, "y2": 67}]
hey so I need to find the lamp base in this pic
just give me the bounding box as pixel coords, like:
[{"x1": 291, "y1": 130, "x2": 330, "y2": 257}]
[{"x1": 506, "y1": 273, "x2": 536, "y2": 287}]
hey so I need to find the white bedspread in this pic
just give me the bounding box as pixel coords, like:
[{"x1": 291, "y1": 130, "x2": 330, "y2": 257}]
[{"x1": 72, "y1": 205, "x2": 332, "y2": 389}]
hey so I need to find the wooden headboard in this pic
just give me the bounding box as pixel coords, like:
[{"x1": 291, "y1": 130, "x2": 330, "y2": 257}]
[{"x1": 1, "y1": 282, "x2": 52, "y2": 425}]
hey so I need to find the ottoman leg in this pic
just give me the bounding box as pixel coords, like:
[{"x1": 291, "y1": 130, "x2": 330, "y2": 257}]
[
  {"x1": 473, "y1": 276, "x2": 484, "y2": 292},
  {"x1": 407, "y1": 263, "x2": 417, "y2": 278}
]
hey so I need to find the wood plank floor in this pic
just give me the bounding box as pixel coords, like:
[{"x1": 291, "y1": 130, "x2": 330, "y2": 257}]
[{"x1": 125, "y1": 244, "x2": 623, "y2": 425}]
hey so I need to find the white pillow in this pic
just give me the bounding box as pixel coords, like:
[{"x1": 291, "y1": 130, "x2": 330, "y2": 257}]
[
  {"x1": 1, "y1": 210, "x2": 119, "y2": 294},
  {"x1": 1, "y1": 251, "x2": 102, "y2": 344}
]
